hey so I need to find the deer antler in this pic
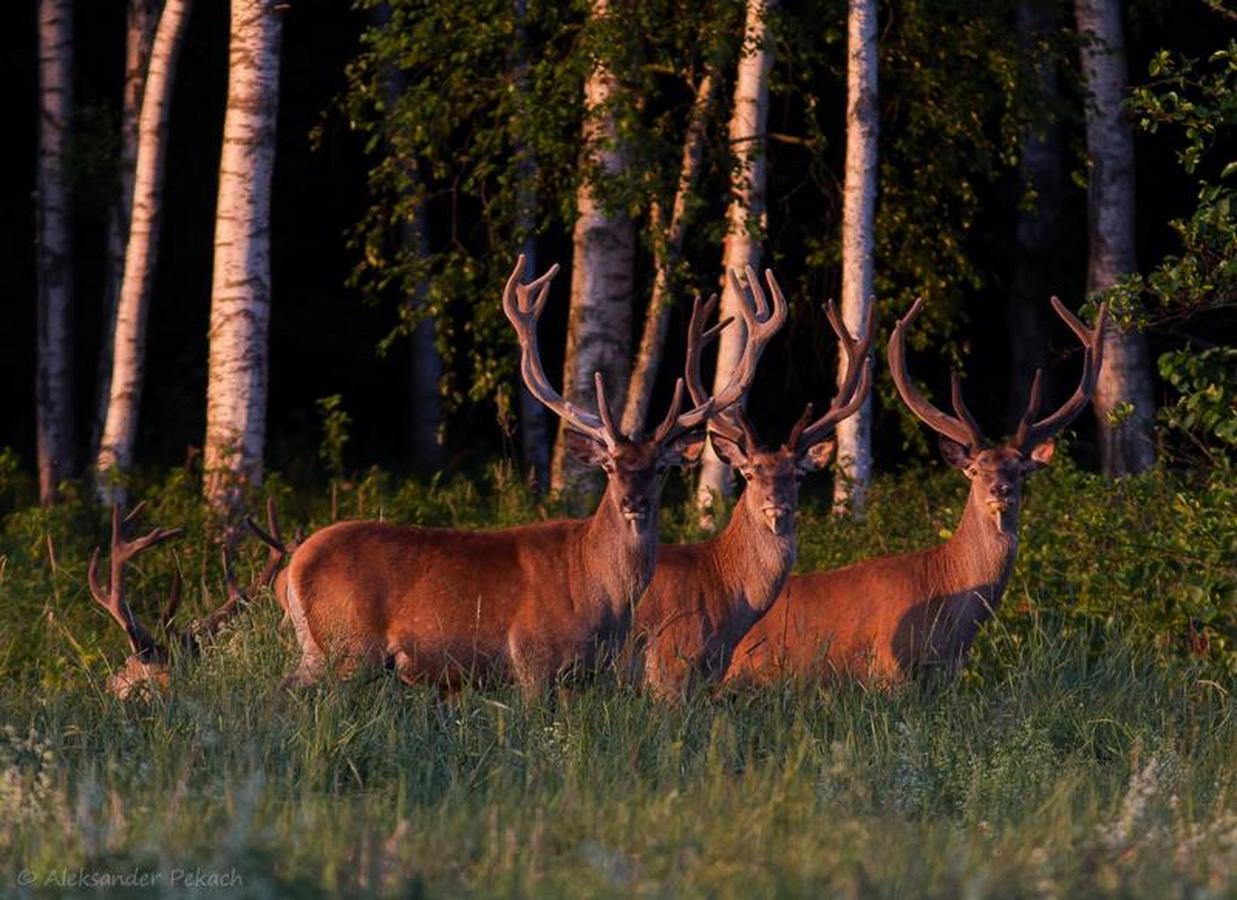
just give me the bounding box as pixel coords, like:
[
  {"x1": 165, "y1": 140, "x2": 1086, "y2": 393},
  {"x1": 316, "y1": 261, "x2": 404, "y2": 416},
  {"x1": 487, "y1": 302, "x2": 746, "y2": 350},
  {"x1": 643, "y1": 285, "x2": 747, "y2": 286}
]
[
  {"x1": 790, "y1": 300, "x2": 877, "y2": 453},
  {"x1": 685, "y1": 266, "x2": 790, "y2": 444},
  {"x1": 503, "y1": 255, "x2": 623, "y2": 449},
  {"x1": 888, "y1": 297, "x2": 987, "y2": 449},
  {"x1": 245, "y1": 496, "x2": 295, "y2": 591},
  {"x1": 87, "y1": 504, "x2": 183, "y2": 662},
  {"x1": 1012, "y1": 298, "x2": 1107, "y2": 451}
]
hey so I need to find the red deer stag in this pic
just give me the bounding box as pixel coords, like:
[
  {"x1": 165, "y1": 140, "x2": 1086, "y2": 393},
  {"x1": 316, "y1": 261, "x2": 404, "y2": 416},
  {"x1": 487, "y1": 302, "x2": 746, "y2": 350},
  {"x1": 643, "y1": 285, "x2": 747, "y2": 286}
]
[
  {"x1": 273, "y1": 256, "x2": 776, "y2": 694},
  {"x1": 86, "y1": 503, "x2": 252, "y2": 698},
  {"x1": 627, "y1": 268, "x2": 874, "y2": 700},
  {"x1": 724, "y1": 295, "x2": 1105, "y2": 686}
]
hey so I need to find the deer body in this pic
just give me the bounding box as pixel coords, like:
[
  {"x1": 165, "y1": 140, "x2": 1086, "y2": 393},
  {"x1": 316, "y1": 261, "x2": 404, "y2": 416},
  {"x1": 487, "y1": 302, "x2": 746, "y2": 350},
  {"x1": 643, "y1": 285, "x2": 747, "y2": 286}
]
[
  {"x1": 629, "y1": 496, "x2": 798, "y2": 696},
  {"x1": 627, "y1": 273, "x2": 873, "y2": 700},
  {"x1": 285, "y1": 487, "x2": 658, "y2": 689},
  {"x1": 272, "y1": 257, "x2": 776, "y2": 694},
  {"x1": 725, "y1": 294, "x2": 1104, "y2": 688},
  {"x1": 726, "y1": 463, "x2": 1021, "y2": 685}
]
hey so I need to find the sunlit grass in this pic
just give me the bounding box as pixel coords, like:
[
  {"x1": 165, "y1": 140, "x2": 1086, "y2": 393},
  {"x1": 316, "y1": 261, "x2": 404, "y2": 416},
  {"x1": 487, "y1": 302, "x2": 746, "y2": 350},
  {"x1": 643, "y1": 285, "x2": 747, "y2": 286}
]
[{"x1": 0, "y1": 460, "x2": 1233, "y2": 896}]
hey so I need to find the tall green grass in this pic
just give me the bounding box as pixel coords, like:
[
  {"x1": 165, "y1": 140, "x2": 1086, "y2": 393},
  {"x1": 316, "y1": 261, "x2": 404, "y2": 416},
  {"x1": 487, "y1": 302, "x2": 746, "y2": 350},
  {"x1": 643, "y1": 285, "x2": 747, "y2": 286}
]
[{"x1": 0, "y1": 457, "x2": 1233, "y2": 896}]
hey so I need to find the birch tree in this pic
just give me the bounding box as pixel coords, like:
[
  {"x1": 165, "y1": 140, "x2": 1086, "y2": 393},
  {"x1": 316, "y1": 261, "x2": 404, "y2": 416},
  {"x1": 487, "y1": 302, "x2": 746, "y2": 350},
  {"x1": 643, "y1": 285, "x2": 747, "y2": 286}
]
[
  {"x1": 831, "y1": 0, "x2": 878, "y2": 516},
  {"x1": 696, "y1": 0, "x2": 776, "y2": 514},
  {"x1": 203, "y1": 0, "x2": 282, "y2": 508},
  {"x1": 1075, "y1": 0, "x2": 1156, "y2": 475},
  {"x1": 549, "y1": 0, "x2": 636, "y2": 496},
  {"x1": 35, "y1": 0, "x2": 75, "y2": 506},
  {"x1": 96, "y1": 0, "x2": 194, "y2": 503},
  {"x1": 620, "y1": 61, "x2": 721, "y2": 437},
  {"x1": 94, "y1": 0, "x2": 159, "y2": 456}
]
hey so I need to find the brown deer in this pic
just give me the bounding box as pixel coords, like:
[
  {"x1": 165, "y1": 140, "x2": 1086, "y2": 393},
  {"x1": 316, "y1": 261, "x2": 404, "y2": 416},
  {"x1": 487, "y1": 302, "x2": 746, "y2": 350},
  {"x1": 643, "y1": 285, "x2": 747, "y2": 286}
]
[
  {"x1": 273, "y1": 256, "x2": 777, "y2": 694},
  {"x1": 724, "y1": 295, "x2": 1106, "y2": 687},
  {"x1": 86, "y1": 503, "x2": 252, "y2": 699},
  {"x1": 626, "y1": 268, "x2": 875, "y2": 699}
]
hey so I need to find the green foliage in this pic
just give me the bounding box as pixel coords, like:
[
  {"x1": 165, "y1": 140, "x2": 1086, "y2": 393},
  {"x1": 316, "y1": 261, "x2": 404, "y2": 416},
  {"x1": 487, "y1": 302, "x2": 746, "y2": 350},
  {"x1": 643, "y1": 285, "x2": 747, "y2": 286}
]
[
  {"x1": 1104, "y1": 38, "x2": 1237, "y2": 331},
  {"x1": 334, "y1": 0, "x2": 739, "y2": 415},
  {"x1": 1157, "y1": 346, "x2": 1237, "y2": 463},
  {"x1": 0, "y1": 461, "x2": 1234, "y2": 893},
  {"x1": 316, "y1": 394, "x2": 353, "y2": 480}
]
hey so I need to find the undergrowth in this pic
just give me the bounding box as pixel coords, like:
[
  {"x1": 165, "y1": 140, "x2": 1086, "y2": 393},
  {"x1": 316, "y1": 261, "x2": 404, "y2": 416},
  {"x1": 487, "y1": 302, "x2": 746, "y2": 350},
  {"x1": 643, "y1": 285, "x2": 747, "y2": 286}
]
[{"x1": 0, "y1": 453, "x2": 1233, "y2": 896}]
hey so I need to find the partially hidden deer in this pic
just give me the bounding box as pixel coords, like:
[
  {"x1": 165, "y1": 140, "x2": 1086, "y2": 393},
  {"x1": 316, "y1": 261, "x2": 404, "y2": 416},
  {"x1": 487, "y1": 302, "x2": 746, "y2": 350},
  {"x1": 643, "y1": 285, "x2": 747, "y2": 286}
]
[
  {"x1": 625, "y1": 268, "x2": 875, "y2": 700},
  {"x1": 86, "y1": 503, "x2": 254, "y2": 699},
  {"x1": 269, "y1": 256, "x2": 777, "y2": 694},
  {"x1": 724, "y1": 295, "x2": 1106, "y2": 687}
]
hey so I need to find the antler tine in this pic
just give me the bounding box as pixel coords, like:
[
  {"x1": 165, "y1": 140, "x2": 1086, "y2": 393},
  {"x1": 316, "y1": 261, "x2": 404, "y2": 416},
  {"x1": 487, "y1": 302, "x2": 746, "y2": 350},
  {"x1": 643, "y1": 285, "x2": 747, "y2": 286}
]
[
  {"x1": 684, "y1": 292, "x2": 726, "y2": 407},
  {"x1": 706, "y1": 266, "x2": 790, "y2": 416},
  {"x1": 793, "y1": 298, "x2": 879, "y2": 452},
  {"x1": 502, "y1": 256, "x2": 613, "y2": 448},
  {"x1": 796, "y1": 356, "x2": 875, "y2": 451},
  {"x1": 949, "y1": 372, "x2": 986, "y2": 449},
  {"x1": 88, "y1": 505, "x2": 165, "y2": 661},
  {"x1": 159, "y1": 564, "x2": 183, "y2": 630},
  {"x1": 593, "y1": 372, "x2": 622, "y2": 445},
  {"x1": 887, "y1": 297, "x2": 987, "y2": 449},
  {"x1": 1012, "y1": 299, "x2": 1107, "y2": 451},
  {"x1": 784, "y1": 403, "x2": 816, "y2": 451},
  {"x1": 650, "y1": 379, "x2": 687, "y2": 444}
]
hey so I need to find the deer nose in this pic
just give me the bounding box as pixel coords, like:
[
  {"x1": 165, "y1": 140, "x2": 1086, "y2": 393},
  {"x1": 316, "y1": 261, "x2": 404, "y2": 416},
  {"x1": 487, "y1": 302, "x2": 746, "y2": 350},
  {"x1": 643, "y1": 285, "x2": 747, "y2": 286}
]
[
  {"x1": 621, "y1": 497, "x2": 649, "y2": 519},
  {"x1": 991, "y1": 482, "x2": 1013, "y2": 499}
]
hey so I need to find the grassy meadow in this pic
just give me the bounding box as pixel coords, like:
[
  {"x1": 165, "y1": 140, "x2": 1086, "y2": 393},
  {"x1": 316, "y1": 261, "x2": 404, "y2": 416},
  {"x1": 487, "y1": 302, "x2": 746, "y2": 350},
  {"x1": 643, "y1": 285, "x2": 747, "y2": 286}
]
[{"x1": 0, "y1": 454, "x2": 1234, "y2": 896}]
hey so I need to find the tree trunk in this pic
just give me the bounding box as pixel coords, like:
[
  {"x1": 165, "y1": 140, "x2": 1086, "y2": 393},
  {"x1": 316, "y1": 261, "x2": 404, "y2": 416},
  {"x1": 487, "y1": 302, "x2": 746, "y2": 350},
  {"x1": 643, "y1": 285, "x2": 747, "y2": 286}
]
[
  {"x1": 94, "y1": 0, "x2": 158, "y2": 459},
  {"x1": 510, "y1": 0, "x2": 549, "y2": 491},
  {"x1": 831, "y1": 0, "x2": 879, "y2": 517},
  {"x1": 621, "y1": 65, "x2": 719, "y2": 438},
  {"x1": 35, "y1": 0, "x2": 75, "y2": 506},
  {"x1": 203, "y1": 0, "x2": 282, "y2": 509},
  {"x1": 1006, "y1": 0, "x2": 1061, "y2": 429},
  {"x1": 549, "y1": 0, "x2": 635, "y2": 499},
  {"x1": 516, "y1": 236, "x2": 551, "y2": 489},
  {"x1": 696, "y1": 0, "x2": 775, "y2": 516},
  {"x1": 96, "y1": 0, "x2": 193, "y2": 504},
  {"x1": 404, "y1": 209, "x2": 444, "y2": 473},
  {"x1": 1075, "y1": 0, "x2": 1156, "y2": 475}
]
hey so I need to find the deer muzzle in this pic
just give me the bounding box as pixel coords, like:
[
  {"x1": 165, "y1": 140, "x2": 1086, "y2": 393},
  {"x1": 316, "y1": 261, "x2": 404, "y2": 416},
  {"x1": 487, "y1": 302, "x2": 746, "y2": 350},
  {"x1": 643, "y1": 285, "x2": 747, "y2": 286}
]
[{"x1": 761, "y1": 505, "x2": 793, "y2": 536}]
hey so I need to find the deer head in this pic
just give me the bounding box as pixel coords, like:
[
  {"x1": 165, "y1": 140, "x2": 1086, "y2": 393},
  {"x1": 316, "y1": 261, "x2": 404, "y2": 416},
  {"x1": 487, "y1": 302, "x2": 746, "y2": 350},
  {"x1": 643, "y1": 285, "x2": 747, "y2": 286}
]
[
  {"x1": 504, "y1": 256, "x2": 774, "y2": 538},
  {"x1": 87, "y1": 503, "x2": 250, "y2": 699},
  {"x1": 889, "y1": 296, "x2": 1107, "y2": 535},
  {"x1": 687, "y1": 268, "x2": 875, "y2": 536}
]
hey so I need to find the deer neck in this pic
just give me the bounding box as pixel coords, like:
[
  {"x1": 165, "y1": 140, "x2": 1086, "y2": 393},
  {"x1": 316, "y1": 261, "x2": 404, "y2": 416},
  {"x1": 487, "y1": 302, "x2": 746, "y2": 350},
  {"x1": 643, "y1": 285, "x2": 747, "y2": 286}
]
[
  {"x1": 933, "y1": 491, "x2": 1020, "y2": 613},
  {"x1": 713, "y1": 496, "x2": 797, "y2": 623},
  {"x1": 580, "y1": 490, "x2": 659, "y2": 617}
]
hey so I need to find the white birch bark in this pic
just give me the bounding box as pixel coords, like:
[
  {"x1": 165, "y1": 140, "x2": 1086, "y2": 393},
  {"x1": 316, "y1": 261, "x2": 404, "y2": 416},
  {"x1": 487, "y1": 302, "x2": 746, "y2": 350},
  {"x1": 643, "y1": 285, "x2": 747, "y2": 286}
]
[
  {"x1": 549, "y1": 0, "x2": 635, "y2": 497},
  {"x1": 621, "y1": 65, "x2": 720, "y2": 438},
  {"x1": 96, "y1": 0, "x2": 194, "y2": 503},
  {"x1": 696, "y1": 0, "x2": 776, "y2": 515},
  {"x1": 94, "y1": 0, "x2": 158, "y2": 456},
  {"x1": 831, "y1": 0, "x2": 879, "y2": 517},
  {"x1": 1075, "y1": 0, "x2": 1156, "y2": 475},
  {"x1": 35, "y1": 0, "x2": 75, "y2": 505},
  {"x1": 203, "y1": 0, "x2": 282, "y2": 508}
]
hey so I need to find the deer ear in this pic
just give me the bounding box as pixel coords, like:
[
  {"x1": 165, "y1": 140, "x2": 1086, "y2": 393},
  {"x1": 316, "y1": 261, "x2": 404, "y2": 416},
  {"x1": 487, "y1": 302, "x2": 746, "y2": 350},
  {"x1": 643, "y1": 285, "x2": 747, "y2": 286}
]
[
  {"x1": 660, "y1": 431, "x2": 707, "y2": 468},
  {"x1": 565, "y1": 429, "x2": 609, "y2": 467},
  {"x1": 939, "y1": 436, "x2": 973, "y2": 472},
  {"x1": 708, "y1": 432, "x2": 750, "y2": 470},
  {"x1": 798, "y1": 439, "x2": 835, "y2": 473},
  {"x1": 1025, "y1": 439, "x2": 1055, "y2": 471}
]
